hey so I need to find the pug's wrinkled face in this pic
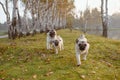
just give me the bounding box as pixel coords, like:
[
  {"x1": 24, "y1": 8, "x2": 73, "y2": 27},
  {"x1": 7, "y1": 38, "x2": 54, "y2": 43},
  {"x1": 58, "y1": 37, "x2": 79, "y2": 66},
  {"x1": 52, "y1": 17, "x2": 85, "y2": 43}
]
[
  {"x1": 49, "y1": 30, "x2": 56, "y2": 38},
  {"x1": 76, "y1": 39, "x2": 87, "y2": 51}
]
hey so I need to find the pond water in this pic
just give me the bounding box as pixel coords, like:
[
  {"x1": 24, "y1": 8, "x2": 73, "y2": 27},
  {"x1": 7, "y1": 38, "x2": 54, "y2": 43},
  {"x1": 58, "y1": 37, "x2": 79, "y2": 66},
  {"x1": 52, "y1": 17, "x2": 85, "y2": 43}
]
[{"x1": 87, "y1": 29, "x2": 120, "y2": 40}]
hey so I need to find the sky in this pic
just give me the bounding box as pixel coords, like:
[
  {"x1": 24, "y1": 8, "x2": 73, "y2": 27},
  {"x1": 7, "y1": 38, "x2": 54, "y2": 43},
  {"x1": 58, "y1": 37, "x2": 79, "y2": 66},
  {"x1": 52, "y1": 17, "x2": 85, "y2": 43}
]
[
  {"x1": 74, "y1": 0, "x2": 120, "y2": 16},
  {"x1": 0, "y1": 0, "x2": 120, "y2": 23}
]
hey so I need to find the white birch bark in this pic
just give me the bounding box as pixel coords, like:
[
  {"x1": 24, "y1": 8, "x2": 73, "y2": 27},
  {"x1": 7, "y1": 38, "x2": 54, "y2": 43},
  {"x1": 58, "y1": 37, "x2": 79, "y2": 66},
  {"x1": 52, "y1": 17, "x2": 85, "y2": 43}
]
[
  {"x1": 10, "y1": 0, "x2": 18, "y2": 39},
  {"x1": 0, "y1": 0, "x2": 11, "y2": 38}
]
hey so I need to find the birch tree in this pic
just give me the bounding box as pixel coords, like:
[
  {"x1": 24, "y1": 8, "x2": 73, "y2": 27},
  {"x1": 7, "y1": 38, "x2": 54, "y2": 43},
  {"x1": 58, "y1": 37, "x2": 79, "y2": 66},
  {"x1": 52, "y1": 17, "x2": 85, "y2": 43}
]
[
  {"x1": 16, "y1": 7, "x2": 22, "y2": 38},
  {"x1": 1, "y1": 0, "x2": 75, "y2": 39},
  {"x1": 10, "y1": 0, "x2": 18, "y2": 39},
  {"x1": 0, "y1": 0, "x2": 11, "y2": 38},
  {"x1": 101, "y1": 0, "x2": 108, "y2": 37}
]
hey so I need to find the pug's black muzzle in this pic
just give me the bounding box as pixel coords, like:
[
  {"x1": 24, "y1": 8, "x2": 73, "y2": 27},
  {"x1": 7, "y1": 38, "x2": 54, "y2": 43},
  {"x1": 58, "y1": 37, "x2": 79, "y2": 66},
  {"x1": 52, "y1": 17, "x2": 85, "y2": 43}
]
[
  {"x1": 49, "y1": 31, "x2": 55, "y2": 37},
  {"x1": 54, "y1": 40, "x2": 59, "y2": 46},
  {"x1": 78, "y1": 43, "x2": 87, "y2": 51}
]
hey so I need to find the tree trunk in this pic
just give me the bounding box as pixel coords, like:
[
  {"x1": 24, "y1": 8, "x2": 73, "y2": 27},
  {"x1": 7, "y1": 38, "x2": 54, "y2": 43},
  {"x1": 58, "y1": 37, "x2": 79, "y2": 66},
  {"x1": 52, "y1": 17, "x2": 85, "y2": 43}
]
[
  {"x1": 101, "y1": 0, "x2": 108, "y2": 37},
  {"x1": 17, "y1": 8, "x2": 22, "y2": 38},
  {"x1": 105, "y1": 0, "x2": 108, "y2": 37},
  {"x1": 10, "y1": 0, "x2": 18, "y2": 39},
  {"x1": 0, "y1": 0, "x2": 11, "y2": 39},
  {"x1": 23, "y1": 0, "x2": 30, "y2": 36},
  {"x1": 102, "y1": 22, "x2": 108, "y2": 37}
]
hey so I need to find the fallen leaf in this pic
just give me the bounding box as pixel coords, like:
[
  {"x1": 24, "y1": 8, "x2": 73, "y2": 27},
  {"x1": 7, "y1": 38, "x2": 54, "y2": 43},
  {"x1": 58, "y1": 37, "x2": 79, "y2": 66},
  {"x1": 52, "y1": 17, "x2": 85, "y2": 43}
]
[
  {"x1": 38, "y1": 66, "x2": 42, "y2": 69},
  {"x1": 1, "y1": 77, "x2": 5, "y2": 80},
  {"x1": 97, "y1": 77, "x2": 100, "y2": 80},
  {"x1": 12, "y1": 78, "x2": 15, "y2": 80},
  {"x1": 102, "y1": 60, "x2": 113, "y2": 67},
  {"x1": 41, "y1": 53, "x2": 46, "y2": 57},
  {"x1": 24, "y1": 69, "x2": 28, "y2": 72},
  {"x1": 91, "y1": 71, "x2": 96, "y2": 74},
  {"x1": 33, "y1": 74, "x2": 37, "y2": 79},
  {"x1": 95, "y1": 67, "x2": 98, "y2": 69},
  {"x1": 17, "y1": 78, "x2": 21, "y2": 80},
  {"x1": 49, "y1": 71, "x2": 53, "y2": 75},
  {"x1": 7, "y1": 58, "x2": 10, "y2": 61},
  {"x1": 47, "y1": 58, "x2": 50, "y2": 62},
  {"x1": 106, "y1": 62, "x2": 112, "y2": 67},
  {"x1": 80, "y1": 75, "x2": 85, "y2": 79},
  {"x1": 44, "y1": 71, "x2": 54, "y2": 76}
]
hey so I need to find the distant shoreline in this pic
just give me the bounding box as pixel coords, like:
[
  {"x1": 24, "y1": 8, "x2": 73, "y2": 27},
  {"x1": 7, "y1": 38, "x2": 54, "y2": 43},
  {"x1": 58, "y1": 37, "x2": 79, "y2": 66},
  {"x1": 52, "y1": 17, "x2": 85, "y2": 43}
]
[{"x1": 0, "y1": 35, "x2": 8, "y2": 38}]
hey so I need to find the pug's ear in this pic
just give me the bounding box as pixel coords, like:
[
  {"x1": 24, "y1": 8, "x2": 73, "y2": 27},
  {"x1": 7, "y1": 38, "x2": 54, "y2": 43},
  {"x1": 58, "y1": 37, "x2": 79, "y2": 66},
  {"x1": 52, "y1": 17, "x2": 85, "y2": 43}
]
[{"x1": 76, "y1": 39, "x2": 79, "y2": 43}]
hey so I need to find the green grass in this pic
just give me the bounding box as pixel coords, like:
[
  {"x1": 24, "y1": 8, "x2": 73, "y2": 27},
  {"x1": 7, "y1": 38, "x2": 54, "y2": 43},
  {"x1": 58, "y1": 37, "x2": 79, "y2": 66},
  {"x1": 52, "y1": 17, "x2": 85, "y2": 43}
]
[{"x1": 0, "y1": 29, "x2": 120, "y2": 80}]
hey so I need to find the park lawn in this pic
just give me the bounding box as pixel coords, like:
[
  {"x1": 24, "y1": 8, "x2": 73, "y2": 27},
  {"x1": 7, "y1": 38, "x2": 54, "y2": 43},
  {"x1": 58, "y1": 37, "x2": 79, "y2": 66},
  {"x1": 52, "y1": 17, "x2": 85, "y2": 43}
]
[{"x1": 0, "y1": 29, "x2": 120, "y2": 80}]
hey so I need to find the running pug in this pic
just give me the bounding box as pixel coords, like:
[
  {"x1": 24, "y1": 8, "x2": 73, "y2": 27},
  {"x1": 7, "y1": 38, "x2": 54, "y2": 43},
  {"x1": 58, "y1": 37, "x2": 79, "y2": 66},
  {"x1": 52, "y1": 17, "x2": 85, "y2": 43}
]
[
  {"x1": 46, "y1": 29, "x2": 64, "y2": 54},
  {"x1": 52, "y1": 35, "x2": 64, "y2": 54},
  {"x1": 75, "y1": 34, "x2": 90, "y2": 66},
  {"x1": 46, "y1": 29, "x2": 57, "y2": 50}
]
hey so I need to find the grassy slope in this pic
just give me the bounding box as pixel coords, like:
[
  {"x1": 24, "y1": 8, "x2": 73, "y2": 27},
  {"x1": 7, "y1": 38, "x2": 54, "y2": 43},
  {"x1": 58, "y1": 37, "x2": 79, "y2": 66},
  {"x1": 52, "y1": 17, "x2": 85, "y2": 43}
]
[{"x1": 0, "y1": 29, "x2": 120, "y2": 80}]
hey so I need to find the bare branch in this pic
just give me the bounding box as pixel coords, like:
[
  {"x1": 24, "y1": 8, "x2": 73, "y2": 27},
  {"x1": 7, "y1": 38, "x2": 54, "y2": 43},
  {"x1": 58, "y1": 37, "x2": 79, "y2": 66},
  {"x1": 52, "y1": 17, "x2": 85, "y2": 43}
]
[{"x1": 0, "y1": 1, "x2": 7, "y2": 15}]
